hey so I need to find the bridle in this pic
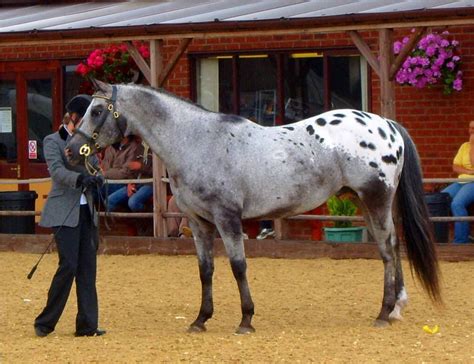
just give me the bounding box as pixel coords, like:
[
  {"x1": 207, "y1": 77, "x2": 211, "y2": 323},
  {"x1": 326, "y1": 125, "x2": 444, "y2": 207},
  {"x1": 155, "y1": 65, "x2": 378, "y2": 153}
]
[{"x1": 75, "y1": 85, "x2": 124, "y2": 158}]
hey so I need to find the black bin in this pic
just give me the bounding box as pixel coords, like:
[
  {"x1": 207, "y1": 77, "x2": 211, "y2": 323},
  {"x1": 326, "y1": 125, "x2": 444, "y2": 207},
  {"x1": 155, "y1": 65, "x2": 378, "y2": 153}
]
[
  {"x1": 424, "y1": 192, "x2": 451, "y2": 243},
  {"x1": 0, "y1": 191, "x2": 38, "y2": 234}
]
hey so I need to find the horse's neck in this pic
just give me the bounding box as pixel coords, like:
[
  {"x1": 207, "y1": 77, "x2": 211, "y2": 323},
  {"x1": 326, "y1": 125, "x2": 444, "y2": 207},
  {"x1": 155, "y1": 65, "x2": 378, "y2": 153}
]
[{"x1": 126, "y1": 88, "x2": 215, "y2": 169}]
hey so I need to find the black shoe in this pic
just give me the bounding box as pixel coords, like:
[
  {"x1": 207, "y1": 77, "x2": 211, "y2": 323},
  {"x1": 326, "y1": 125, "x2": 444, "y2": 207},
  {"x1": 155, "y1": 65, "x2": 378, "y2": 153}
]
[
  {"x1": 34, "y1": 326, "x2": 49, "y2": 337},
  {"x1": 75, "y1": 328, "x2": 106, "y2": 337}
]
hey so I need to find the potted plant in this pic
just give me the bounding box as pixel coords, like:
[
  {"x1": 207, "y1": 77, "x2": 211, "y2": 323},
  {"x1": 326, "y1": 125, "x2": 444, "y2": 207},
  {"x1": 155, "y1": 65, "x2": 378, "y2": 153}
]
[{"x1": 323, "y1": 195, "x2": 366, "y2": 243}]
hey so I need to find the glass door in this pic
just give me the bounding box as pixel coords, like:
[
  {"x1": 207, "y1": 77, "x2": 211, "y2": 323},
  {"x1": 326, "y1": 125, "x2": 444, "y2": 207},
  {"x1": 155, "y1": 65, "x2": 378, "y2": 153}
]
[{"x1": 0, "y1": 67, "x2": 58, "y2": 181}]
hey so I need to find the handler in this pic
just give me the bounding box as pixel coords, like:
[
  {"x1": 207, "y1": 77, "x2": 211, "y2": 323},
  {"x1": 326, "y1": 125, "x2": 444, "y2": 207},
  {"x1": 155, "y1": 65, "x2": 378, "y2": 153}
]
[{"x1": 34, "y1": 94, "x2": 106, "y2": 337}]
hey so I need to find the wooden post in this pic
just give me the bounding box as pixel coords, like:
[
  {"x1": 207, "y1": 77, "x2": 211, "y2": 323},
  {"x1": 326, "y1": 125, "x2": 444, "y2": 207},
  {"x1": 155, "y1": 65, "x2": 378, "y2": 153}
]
[
  {"x1": 150, "y1": 39, "x2": 168, "y2": 238},
  {"x1": 379, "y1": 28, "x2": 396, "y2": 119}
]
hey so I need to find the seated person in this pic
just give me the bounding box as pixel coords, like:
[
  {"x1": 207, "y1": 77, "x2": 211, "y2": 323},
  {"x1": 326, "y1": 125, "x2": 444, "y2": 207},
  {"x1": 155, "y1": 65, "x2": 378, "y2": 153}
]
[
  {"x1": 442, "y1": 120, "x2": 474, "y2": 244},
  {"x1": 106, "y1": 138, "x2": 153, "y2": 212}
]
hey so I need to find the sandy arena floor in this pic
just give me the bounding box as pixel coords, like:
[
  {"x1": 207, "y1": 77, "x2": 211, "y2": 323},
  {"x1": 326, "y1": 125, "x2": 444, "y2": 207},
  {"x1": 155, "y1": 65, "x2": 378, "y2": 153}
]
[{"x1": 0, "y1": 252, "x2": 473, "y2": 363}]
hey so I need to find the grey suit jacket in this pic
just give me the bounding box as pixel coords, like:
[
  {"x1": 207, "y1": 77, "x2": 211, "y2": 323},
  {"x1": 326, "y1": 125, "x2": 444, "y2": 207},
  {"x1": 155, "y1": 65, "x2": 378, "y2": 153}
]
[{"x1": 39, "y1": 128, "x2": 99, "y2": 228}]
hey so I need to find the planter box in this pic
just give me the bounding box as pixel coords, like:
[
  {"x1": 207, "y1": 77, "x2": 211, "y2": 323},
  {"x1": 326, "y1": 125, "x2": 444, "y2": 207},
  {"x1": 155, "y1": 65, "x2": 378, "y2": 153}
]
[{"x1": 323, "y1": 226, "x2": 366, "y2": 243}]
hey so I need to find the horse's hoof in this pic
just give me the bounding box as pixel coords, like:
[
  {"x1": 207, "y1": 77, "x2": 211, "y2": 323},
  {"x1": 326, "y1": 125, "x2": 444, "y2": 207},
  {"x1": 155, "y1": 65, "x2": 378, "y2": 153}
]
[
  {"x1": 187, "y1": 324, "x2": 206, "y2": 333},
  {"x1": 235, "y1": 325, "x2": 255, "y2": 335},
  {"x1": 373, "y1": 319, "x2": 390, "y2": 328}
]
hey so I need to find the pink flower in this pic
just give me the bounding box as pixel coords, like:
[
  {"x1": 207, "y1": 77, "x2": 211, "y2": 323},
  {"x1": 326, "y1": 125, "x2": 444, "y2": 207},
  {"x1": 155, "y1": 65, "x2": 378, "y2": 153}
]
[
  {"x1": 76, "y1": 63, "x2": 90, "y2": 76},
  {"x1": 453, "y1": 78, "x2": 463, "y2": 91},
  {"x1": 394, "y1": 30, "x2": 462, "y2": 95}
]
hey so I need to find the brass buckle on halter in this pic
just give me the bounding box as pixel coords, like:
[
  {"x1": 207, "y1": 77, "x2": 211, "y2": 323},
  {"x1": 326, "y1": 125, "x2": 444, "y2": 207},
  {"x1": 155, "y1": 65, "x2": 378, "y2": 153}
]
[
  {"x1": 79, "y1": 144, "x2": 91, "y2": 157},
  {"x1": 113, "y1": 111, "x2": 120, "y2": 119},
  {"x1": 107, "y1": 104, "x2": 114, "y2": 112}
]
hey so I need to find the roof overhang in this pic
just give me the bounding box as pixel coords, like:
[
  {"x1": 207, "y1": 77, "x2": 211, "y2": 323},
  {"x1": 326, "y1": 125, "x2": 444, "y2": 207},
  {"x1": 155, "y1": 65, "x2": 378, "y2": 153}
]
[{"x1": 2, "y1": 7, "x2": 474, "y2": 46}]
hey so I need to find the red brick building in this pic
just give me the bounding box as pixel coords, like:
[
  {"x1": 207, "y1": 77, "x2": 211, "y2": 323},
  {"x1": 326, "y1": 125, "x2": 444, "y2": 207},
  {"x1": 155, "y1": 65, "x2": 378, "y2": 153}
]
[{"x1": 0, "y1": 1, "x2": 473, "y2": 240}]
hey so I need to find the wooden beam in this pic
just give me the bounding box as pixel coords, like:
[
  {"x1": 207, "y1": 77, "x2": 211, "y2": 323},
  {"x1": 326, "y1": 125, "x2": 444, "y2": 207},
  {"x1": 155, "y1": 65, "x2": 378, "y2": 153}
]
[
  {"x1": 158, "y1": 38, "x2": 192, "y2": 87},
  {"x1": 379, "y1": 28, "x2": 396, "y2": 119},
  {"x1": 150, "y1": 39, "x2": 169, "y2": 238},
  {"x1": 125, "y1": 41, "x2": 151, "y2": 84},
  {"x1": 389, "y1": 27, "x2": 427, "y2": 80},
  {"x1": 348, "y1": 30, "x2": 380, "y2": 77}
]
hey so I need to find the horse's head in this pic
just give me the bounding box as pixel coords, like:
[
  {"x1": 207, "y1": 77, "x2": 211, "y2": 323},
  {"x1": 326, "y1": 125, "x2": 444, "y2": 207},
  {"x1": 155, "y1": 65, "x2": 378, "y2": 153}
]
[{"x1": 66, "y1": 80, "x2": 129, "y2": 165}]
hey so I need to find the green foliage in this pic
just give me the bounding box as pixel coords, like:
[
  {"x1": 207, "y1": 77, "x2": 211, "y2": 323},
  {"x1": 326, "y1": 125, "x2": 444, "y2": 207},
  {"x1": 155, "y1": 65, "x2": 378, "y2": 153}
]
[{"x1": 326, "y1": 195, "x2": 358, "y2": 228}]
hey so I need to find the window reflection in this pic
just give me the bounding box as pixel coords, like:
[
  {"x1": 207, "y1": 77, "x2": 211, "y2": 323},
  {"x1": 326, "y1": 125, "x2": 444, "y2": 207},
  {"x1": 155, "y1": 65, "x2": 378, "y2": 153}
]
[
  {"x1": 0, "y1": 80, "x2": 17, "y2": 162},
  {"x1": 284, "y1": 54, "x2": 324, "y2": 123},
  {"x1": 27, "y1": 79, "x2": 52, "y2": 163},
  {"x1": 196, "y1": 52, "x2": 366, "y2": 126}
]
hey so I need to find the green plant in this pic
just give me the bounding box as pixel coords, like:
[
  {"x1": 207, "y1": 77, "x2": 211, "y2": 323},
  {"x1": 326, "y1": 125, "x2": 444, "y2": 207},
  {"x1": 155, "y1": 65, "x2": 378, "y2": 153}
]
[{"x1": 326, "y1": 195, "x2": 358, "y2": 228}]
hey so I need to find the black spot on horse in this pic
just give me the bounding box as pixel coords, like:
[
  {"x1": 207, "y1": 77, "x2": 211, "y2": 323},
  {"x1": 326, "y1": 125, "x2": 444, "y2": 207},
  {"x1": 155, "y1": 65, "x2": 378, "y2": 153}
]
[
  {"x1": 368, "y1": 129, "x2": 373, "y2": 134},
  {"x1": 330, "y1": 119, "x2": 342, "y2": 125},
  {"x1": 378, "y1": 127, "x2": 387, "y2": 140},
  {"x1": 248, "y1": 133, "x2": 252, "y2": 137},
  {"x1": 319, "y1": 138, "x2": 325, "y2": 143},
  {"x1": 382, "y1": 154, "x2": 397, "y2": 164},
  {"x1": 390, "y1": 134, "x2": 395, "y2": 143},
  {"x1": 379, "y1": 172, "x2": 386, "y2": 178},
  {"x1": 367, "y1": 143, "x2": 376, "y2": 150},
  {"x1": 369, "y1": 161, "x2": 378, "y2": 168},
  {"x1": 386, "y1": 120, "x2": 397, "y2": 134},
  {"x1": 355, "y1": 118, "x2": 366, "y2": 126},
  {"x1": 306, "y1": 125, "x2": 315, "y2": 135},
  {"x1": 299, "y1": 143, "x2": 304, "y2": 146},
  {"x1": 315, "y1": 134, "x2": 320, "y2": 140},
  {"x1": 396, "y1": 146, "x2": 403, "y2": 160},
  {"x1": 333, "y1": 113, "x2": 346, "y2": 118},
  {"x1": 360, "y1": 141, "x2": 368, "y2": 148},
  {"x1": 230, "y1": 132, "x2": 235, "y2": 138},
  {"x1": 316, "y1": 118, "x2": 326, "y2": 126},
  {"x1": 388, "y1": 143, "x2": 392, "y2": 149},
  {"x1": 352, "y1": 111, "x2": 365, "y2": 118},
  {"x1": 283, "y1": 126, "x2": 294, "y2": 131},
  {"x1": 362, "y1": 111, "x2": 372, "y2": 119}
]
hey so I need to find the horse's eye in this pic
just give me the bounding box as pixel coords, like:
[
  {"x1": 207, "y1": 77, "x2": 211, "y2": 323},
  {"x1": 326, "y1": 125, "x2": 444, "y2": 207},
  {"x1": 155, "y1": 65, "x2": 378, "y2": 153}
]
[{"x1": 91, "y1": 109, "x2": 102, "y2": 117}]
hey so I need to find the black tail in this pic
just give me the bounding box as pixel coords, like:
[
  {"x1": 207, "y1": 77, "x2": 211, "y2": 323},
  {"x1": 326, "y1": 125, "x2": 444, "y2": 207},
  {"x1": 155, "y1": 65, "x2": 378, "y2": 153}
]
[{"x1": 394, "y1": 123, "x2": 442, "y2": 303}]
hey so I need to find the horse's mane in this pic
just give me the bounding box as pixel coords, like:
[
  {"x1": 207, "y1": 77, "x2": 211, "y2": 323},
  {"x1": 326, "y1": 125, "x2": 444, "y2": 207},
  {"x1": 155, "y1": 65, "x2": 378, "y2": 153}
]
[
  {"x1": 126, "y1": 83, "x2": 247, "y2": 123},
  {"x1": 127, "y1": 83, "x2": 211, "y2": 113}
]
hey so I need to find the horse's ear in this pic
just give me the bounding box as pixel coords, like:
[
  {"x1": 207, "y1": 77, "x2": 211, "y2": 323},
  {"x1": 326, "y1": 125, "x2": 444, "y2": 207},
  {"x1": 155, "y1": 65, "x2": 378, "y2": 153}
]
[{"x1": 90, "y1": 78, "x2": 111, "y2": 94}]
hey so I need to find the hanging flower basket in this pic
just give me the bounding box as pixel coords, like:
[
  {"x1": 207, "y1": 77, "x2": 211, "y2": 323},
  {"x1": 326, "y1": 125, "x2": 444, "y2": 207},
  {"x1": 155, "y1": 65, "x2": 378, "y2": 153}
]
[
  {"x1": 76, "y1": 42, "x2": 150, "y2": 94},
  {"x1": 393, "y1": 30, "x2": 462, "y2": 95}
]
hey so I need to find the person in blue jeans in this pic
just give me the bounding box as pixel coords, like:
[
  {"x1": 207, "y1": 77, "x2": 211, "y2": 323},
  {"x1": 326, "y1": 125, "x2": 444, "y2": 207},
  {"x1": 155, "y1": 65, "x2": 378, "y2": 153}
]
[
  {"x1": 107, "y1": 182, "x2": 153, "y2": 212},
  {"x1": 107, "y1": 138, "x2": 153, "y2": 212},
  {"x1": 442, "y1": 120, "x2": 474, "y2": 244}
]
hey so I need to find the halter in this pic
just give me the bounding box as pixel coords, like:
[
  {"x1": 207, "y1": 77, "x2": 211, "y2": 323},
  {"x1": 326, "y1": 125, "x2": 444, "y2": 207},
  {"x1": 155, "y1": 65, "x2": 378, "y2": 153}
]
[{"x1": 76, "y1": 85, "x2": 125, "y2": 169}]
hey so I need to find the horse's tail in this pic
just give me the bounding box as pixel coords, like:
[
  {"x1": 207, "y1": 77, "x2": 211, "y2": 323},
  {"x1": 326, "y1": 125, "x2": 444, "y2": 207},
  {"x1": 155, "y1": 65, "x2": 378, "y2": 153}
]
[{"x1": 394, "y1": 123, "x2": 442, "y2": 303}]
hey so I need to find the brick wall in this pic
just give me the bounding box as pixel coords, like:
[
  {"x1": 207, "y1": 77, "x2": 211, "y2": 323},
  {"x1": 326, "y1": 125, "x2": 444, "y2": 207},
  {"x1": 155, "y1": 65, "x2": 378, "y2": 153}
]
[{"x1": 1, "y1": 25, "x2": 473, "y2": 240}]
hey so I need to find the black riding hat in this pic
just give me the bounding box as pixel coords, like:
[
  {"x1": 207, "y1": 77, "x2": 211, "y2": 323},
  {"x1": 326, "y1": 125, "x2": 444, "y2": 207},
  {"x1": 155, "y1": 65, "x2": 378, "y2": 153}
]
[{"x1": 65, "y1": 94, "x2": 92, "y2": 117}]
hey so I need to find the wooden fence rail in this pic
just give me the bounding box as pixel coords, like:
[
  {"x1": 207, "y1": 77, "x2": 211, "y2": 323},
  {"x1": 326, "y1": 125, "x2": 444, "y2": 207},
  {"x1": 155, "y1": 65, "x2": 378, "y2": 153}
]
[{"x1": 1, "y1": 177, "x2": 473, "y2": 223}]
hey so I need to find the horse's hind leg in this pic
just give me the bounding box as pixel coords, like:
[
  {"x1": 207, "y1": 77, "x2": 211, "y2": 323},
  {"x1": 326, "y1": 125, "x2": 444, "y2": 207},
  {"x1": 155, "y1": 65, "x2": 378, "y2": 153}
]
[
  {"x1": 358, "y1": 186, "x2": 399, "y2": 327},
  {"x1": 389, "y1": 239, "x2": 408, "y2": 321},
  {"x1": 188, "y1": 217, "x2": 217, "y2": 333},
  {"x1": 215, "y1": 214, "x2": 255, "y2": 334}
]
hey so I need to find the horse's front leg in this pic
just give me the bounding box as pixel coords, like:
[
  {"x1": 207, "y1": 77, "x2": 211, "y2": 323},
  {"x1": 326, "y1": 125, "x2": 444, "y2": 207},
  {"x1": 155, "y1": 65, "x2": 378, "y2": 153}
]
[
  {"x1": 216, "y1": 216, "x2": 255, "y2": 334},
  {"x1": 188, "y1": 218, "x2": 216, "y2": 333}
]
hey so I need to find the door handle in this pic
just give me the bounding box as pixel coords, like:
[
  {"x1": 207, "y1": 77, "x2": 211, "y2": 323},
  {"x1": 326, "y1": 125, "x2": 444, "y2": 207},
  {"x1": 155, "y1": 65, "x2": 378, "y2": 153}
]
[{"x1": 10, "y1": 165, "x2": 21, "y2": 178}]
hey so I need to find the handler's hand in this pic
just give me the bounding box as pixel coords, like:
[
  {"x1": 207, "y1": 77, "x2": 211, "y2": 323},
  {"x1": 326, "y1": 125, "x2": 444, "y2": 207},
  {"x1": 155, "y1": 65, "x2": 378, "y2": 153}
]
[{"x1": 128, "y1": 161, "x2": 142, "y2": 171}]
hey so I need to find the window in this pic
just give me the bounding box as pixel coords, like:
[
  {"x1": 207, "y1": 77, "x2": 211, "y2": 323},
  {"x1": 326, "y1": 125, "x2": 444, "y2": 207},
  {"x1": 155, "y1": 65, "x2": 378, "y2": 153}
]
[{"x1": 195, "y1": 51, "x2": 368, "y2": 125}]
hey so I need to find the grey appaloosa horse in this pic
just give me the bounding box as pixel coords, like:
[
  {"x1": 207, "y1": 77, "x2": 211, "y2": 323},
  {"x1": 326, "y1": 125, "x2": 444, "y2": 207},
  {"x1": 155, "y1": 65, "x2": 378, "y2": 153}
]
[{"x1": 66, "y1": 80, "x2": 441, "y2": 334}]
